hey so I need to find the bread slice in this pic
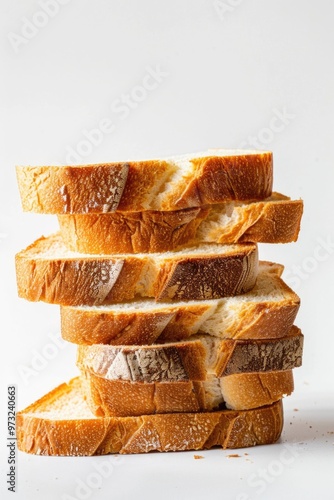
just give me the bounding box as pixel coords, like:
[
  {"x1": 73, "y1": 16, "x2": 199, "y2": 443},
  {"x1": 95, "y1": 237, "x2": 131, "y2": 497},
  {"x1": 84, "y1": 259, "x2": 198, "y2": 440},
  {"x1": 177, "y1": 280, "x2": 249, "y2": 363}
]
[
  {"x1": 58, "y1": 193, "x2": 303, "y2": 254},
  {"x1": 15, "y1": 234, "x2": 258, "y2": 305},
  {"x1": 76, "y1": 326, "x2": 303, "y2": 382},
  {"x1": 80, "y1": 369, "x2": 293, "y2": 416},
  {"x1": 17, "y1": 378, "x2": 283, "y2": 455},
  {"x1": 16, "y1": 150, "x2": 273, "y2": 214},
  {"x1": 60, "y1": 261, "x2": 300, "y2": 344}
]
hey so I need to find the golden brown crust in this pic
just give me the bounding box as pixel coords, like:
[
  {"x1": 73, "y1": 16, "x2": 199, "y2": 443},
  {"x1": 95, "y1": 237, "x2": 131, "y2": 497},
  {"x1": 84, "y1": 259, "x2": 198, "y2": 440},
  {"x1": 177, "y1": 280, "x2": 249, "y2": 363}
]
[
  {"x1": 221, "y1": 371, "x2": 294, "y2": 410},
  {"x1": 58, "y1": 206, "x2": 207, "y2": 254},
  {"x1": 60, "y1": 262, "x2": 300, "y2": 345},
  {"x1": 81, "y1": 372, "x2": 206, "y2": 416},
  {"x1": 57, "y1": 194, "x2": 303, "y2": 254},
  {"x1": 76, "y1": 327, "x2": 303, "y2": 382},
  {"x1": 163, "y1": 153, "x2": 273, "y2": 209},
  {"x1": 16, "y1": 151, "x2": 273, "y2": 214},
  {"x1": 81, "y1": 369, "x2": 293, "y2": 416},
  {"x1": 237, "y1": 197, "x2": 303, "y2": 244},
  {"x1": 17, "y1": 378, "x2": 283, "y2": 455},
  {"x1": 15, "y1": 234, "x2": 258, "y2": 305},
  {"x1": 61, "y1": 306, "x2": 178, "y2": 345},
  {"x1": 16, "y1": 161, "x2": 168, "y2": 214}
]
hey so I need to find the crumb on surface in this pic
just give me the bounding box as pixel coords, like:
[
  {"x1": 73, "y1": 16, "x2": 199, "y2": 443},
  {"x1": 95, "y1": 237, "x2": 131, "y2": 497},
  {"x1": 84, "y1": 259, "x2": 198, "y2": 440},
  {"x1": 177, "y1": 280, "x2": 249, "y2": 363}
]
[
  {"x1": 227, "y1": 454, "x2": 241, "y2": 458},
  {"x1": 194, "y1": 455, "x2": 204, "y2": 460}
]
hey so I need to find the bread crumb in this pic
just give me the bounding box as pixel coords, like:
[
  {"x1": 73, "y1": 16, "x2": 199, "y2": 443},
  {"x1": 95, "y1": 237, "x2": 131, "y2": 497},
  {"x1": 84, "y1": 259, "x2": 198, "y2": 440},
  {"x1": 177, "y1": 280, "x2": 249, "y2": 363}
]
[
  {"x1": 227, "y1": 454, "x2": 241, "y2": 458},
  {"x1": 194, "y1": 455, "x2": 204, "y2": 460},
  {"x1": 293, "y1": 408, "x2": 299, "y2": 412}
]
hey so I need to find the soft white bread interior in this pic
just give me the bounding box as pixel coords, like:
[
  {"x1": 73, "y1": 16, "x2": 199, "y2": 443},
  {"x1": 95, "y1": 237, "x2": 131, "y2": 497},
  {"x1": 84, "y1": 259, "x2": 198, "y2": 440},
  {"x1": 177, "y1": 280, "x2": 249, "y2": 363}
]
[
  {"x1": 15, "y1": 234, "x2": 258, "y2": 305},
  {"x1": 60, "y1": 261, "x2": 300, "y2": 345},
  {"x1": 80, "y1": 369, "x2": 293, "y2": 416},
  {"x1": 17, "y1": 377, "x2": 284, "y2": 455},
  {"x1": 16, "y1": 150, "x2": 273, "y2": 214},
  {"x1": 76, "y1": 326, "x2": 303, "y2": 382},
  {"x1": 58, "y1": 193, "x2": 303, "y2": 254}
]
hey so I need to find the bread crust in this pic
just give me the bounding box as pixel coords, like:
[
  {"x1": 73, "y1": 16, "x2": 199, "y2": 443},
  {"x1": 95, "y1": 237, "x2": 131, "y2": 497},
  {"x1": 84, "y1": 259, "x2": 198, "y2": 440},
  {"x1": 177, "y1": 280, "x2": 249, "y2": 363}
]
[
  {"x1": 77, "y1": 340, "x2": 208, "y2": 382},
  {"x1": 57, "y1": 193, "x2": 303, "y2": 254},
  {"x1": 17, "y1": 378, "x2": 284, "y2": 455},
  {"x1": 215, "y1": 326, "x2": 303, "y2": 376},
  {"x1": 81, "y1": 369, "x2": 293, "y2": 416},
  {"x1": 58, "y1": 206, "x2": 206, "y2": 254},
  {"x1": 76, "y1": 327, "x2": 303, "y2": 382},
  {"x1": 15, "y1": 234, "x2": 258, "y2": 305},
  {"x1": 60, "y1": 262, "x2": 300, "y2": 344},
  {"x1": 16, "y1": 151, "x2": 273, "y2": 214},
  {"x1": 221, "y1": 371, "x2": 294, "y2": 410}
]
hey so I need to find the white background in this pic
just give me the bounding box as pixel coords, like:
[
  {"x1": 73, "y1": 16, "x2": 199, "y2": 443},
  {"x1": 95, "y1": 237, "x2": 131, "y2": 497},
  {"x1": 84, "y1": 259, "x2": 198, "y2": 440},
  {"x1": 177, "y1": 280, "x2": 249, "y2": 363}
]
[{"x1": 1, "y1": 1, "x2": 334, "y2": 499}]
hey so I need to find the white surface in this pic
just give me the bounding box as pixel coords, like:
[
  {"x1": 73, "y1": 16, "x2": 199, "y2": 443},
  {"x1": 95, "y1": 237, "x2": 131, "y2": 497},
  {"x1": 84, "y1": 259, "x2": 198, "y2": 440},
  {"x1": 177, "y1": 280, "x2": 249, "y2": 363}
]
[
  {"x1": 1, "y1": 1, "x2": 334, "y2": 499},
  {"x1": 8, "y1": 393, "x2": 334, "y2": 500}
]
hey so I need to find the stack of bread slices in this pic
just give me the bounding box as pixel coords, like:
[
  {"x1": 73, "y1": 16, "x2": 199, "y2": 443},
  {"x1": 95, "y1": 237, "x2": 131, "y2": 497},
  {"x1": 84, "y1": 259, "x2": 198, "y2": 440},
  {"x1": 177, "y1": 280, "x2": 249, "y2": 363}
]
[{"x1": 15, "y1": 150, "x2": 303, "y2": 455}]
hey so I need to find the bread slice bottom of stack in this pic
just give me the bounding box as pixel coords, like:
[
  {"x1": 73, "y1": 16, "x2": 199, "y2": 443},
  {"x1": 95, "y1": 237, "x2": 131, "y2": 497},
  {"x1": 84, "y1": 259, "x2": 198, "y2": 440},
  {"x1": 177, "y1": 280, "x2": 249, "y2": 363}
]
[{"x1": 15, "y1": 150, "x2": 303, "y2": 455}]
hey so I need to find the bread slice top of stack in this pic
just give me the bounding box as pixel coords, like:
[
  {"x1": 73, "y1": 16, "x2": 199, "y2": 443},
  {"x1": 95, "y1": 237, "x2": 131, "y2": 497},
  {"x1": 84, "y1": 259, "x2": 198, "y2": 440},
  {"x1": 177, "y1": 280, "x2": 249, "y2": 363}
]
[
  {"x1": 16, "y1": 149, "x2": 273, "y2": 213},
  {"x1": 15, "y1": 149, "x2": 303, "y2": 455}
]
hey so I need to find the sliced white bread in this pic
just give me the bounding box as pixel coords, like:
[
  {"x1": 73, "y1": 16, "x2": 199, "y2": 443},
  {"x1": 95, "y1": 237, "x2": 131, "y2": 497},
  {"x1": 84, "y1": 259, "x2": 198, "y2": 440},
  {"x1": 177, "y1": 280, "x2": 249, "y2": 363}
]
[
  {"x1": 16, "y1": 150, "x2": 273, "y2": 214},
  {"x1": 80, "y1": 369, "x2": 293, "y2": 416},
  {"x1": 60, "y1": 261, "x2": 300, "y2": 345},
  {"x1": 17, "y1": 378, "x2": 283, "y2": 455},
  {"x1": 58, "y1": 193, "x2": 303, "y2": 254},
  {"x1": 15, "y1": 234, "x2": 258, "y2": 305},
  {"x1": 76, "y1": 326, "x2": 303, "y2": 382}
]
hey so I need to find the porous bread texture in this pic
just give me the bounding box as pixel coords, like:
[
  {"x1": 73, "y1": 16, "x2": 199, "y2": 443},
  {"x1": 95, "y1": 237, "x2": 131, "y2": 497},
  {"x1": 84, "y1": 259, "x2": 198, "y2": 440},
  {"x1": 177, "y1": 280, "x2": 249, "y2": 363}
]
[
  {"x1": 16, "y1": 150, "x2": 273, "y2": 214},
  {"x1": 17, "y1": 377, "x2": 284, "y2": 455},
  {"x1": 80, "y1": 369, "x2": 293, "y2": 417},
  {"x1": 15, "y1": 234, "x2": 258, "y2": 305},
  {"x1": 57, "y1": 193, "x2": 303, "y2": 254},
  {"x1": 76, "y1": 326, "x2": 303, "y2": 382},
  {"x1": 60, "y1": 261, "x2": 300, "y2": 345}
]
